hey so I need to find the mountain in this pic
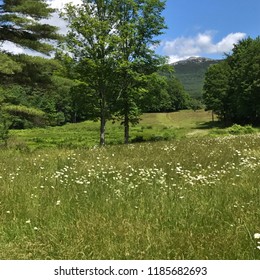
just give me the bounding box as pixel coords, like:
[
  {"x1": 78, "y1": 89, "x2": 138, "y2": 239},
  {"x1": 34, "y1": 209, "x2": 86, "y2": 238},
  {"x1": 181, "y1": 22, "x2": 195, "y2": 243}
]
[{"x1": 172, "y1": 57, "x2": 222, "y2": 99}]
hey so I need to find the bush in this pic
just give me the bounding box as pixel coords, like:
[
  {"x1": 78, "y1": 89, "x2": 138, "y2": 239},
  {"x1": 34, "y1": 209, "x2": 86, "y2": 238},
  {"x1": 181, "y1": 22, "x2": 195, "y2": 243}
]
[
  {"x1": 131, "y1": 130, "x2": 176, "y2": 143},
  {"x1": 227, "y1": 124, "x2": 256, "y2": 135}
]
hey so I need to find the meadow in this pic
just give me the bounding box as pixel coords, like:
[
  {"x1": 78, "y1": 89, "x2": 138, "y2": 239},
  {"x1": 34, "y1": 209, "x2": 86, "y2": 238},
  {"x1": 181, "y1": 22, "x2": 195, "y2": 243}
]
[
  {"x1": 8, "y1": 110, "x2": 214, "y2": 149},
  {"x1": 1, "y1": 110, "x2": 260, "y2": 259}
]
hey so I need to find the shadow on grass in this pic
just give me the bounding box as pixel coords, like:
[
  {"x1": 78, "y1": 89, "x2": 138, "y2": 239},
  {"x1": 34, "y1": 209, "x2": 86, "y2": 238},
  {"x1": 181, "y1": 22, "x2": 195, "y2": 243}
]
[{"x1": 195, "y1": 121, "x2": 225, "y2": 130}]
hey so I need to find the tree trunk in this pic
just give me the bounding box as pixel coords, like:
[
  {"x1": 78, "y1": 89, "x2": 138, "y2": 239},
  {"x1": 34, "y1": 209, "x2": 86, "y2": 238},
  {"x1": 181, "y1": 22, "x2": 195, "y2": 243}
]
[
  {"x1": 99, "y1": 94, "x2": 106, "y2": 146},
  {"x1": 100, "y1": 116, "x2": 105, "y2": 146},
  {"x1": 124, "y1": 113, "x2": 129, "y2": 144}
]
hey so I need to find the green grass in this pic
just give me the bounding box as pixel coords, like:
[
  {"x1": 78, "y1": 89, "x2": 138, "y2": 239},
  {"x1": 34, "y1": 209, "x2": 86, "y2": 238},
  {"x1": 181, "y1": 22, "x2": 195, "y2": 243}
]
[
  {"x1": 0, "y1": 135, "x2": 260, "y2": 259},
  {"x1": 8, "y1": 110, "x2": 214, "y2": 149},
  {"x1": 1, "y1": 110, "x2": 260, "y2": 259}
]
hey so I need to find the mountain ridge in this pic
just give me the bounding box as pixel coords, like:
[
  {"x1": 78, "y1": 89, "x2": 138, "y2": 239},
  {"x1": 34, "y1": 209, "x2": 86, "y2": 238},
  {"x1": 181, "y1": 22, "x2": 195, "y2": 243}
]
[
  {"x1": 172, "y1": 56, "x2": 219, "y2": 65},
  {"x1": 172, "y1": 57, "x2": 222, "y2": 99}
]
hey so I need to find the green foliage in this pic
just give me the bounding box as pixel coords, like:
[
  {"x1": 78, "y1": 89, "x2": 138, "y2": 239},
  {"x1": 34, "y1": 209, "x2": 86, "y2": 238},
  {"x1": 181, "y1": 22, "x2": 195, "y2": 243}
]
[
  {"x1": 203, "y1": 60, "x2": 231, "y2": 122},
  {"x1": 227, "y1": 124, "x2": 256, "y2": 135},
  {"x1": 0, "y1": 52, "x2": 22, "y2": 75},
  {"x1": 141, "y1": 71, "x2": 190, "y2": 112},
  {"x1": 61, "y1": 0, "x2": 167, "y2": 145},
  {"x1": 211, "y1": 124, "x2": 257, "y2": 136},
  {"x1": 0, "y1": 109, "x2": 11, "y2": 145},
  {"x1": 0, "y1": 55, "x2": 62, "y2": 87},
  {"x1": 188, "y1": 98, "x2": 204, "y2": 111},
  {"x1": 0, "y1": 0, "x2": 60, "y2": 54},
  {"x1": 203, "y1": 37, "x2": 260, "y2": 125},
  {"x1": 141, "y1": 72, "x2": 170, "y2": 112},
  {"x1": 3, "y1": 104, "x2": 46, "y2": 128},
  {"x1": 174, "y1": 58, "x2": 221, "y2": 99},
  {"x1": 0, "y1": 55, "x2": 77, "y2": 126},
  {"x1": 69, "y1": 81, "x2": 99, "y2": 122},
  {"x1": 228, "y1": 37, "x2": 260, "y2": 124}
]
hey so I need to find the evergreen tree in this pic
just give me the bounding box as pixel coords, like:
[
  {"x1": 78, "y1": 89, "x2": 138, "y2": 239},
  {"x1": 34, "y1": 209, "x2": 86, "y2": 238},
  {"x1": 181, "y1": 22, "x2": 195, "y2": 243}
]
[{"x1": 0, "y1": 0, "x2": 60, "y2": 54}]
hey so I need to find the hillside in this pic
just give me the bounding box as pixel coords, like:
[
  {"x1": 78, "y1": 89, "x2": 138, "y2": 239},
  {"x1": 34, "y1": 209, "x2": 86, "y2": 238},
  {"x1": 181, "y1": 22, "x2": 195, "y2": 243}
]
[{"x1": 172, "y1": 57, "x2": 221, "y2": 99}]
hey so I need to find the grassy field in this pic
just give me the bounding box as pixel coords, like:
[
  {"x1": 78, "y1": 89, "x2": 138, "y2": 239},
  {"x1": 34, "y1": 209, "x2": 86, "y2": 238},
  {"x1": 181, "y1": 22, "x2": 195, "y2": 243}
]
[
  {"x1": 8, "y1": 110, "x2": 214, "y2": 149},
  {"x1": 1, "y1": 110, "x2": 260, "y2": 259}
]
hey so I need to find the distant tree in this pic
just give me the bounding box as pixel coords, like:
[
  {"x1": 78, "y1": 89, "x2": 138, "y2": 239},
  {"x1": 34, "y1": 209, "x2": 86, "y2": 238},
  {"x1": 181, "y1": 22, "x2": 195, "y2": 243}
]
[
  {"x1": 166, "y1": 75, "x2": 190, "y2": 111},
  {"x1": 69, "y1": 81, "x2": 99, "y2": 123},
  {"x1": 228, "y1": 37, "x2": 260, "y2": 124},
  {"x1": 141, "y1": 72, "x2": 170, "y2": 112},
  {"x1": 141, "y1": 71, "x2": 189, "y2": 113},
  {"x1": 203, "y1": 37, "x2": 260, "y2": 125},
  {"x1": 203, "y1": 60, "x2": 231, "y2": 123}
]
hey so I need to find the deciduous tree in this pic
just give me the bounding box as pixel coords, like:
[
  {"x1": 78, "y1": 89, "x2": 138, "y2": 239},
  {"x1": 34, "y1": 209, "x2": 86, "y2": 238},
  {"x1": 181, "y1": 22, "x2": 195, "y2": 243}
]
[
  {"x1": 203, "y1": 37, "x2": 260, "y2": 125},
  {"x1": 111, "y1": 0, "x2": 166, "y2": 143},
  {"x1": 62, "y1": 0, "x2": 119, "y2": 145},
  {"x1": 62, "y1": 0, "x2": 167, "y2": 144}
]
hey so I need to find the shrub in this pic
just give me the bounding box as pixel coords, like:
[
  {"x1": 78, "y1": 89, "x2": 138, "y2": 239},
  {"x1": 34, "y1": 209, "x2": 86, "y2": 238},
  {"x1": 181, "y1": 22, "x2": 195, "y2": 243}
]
[{"x1": 227, "y1": 124, "x2": 256, "y2": 135}]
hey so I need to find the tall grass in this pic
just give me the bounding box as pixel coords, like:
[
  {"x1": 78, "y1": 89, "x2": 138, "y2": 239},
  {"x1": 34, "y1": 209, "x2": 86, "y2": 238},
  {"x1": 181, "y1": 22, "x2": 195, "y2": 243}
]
[
  {"x1": 1, "y1": 134, "x2": 260, "y2": 259},
  {"x1": 8, "y1": 110, "x2": 214, "y2": 149}
]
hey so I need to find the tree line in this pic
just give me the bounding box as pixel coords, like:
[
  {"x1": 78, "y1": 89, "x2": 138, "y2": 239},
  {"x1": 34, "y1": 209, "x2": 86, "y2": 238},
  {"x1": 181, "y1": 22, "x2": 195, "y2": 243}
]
[
  {"x1": 203, "y1": 37, "x2": 260, "y2": 125},
  {"x1": 0, "y1": 0, "x2": 192, "y2": 145}
]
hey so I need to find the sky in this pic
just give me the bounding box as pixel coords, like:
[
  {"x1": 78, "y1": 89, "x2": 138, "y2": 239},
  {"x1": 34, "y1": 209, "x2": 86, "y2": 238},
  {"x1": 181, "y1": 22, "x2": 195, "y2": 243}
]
[
  {"x1": 1, "y1": 0, "x2": 259, "y2": 62},
  {"x1": 160, "y1": 0, "x2": 260, "y2": 62}
]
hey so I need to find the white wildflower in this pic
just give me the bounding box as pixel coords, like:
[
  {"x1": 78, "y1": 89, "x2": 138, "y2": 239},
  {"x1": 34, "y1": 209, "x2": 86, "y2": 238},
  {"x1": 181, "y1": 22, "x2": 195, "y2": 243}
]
[
  {"x1": 56, "y1": 200, "x2": 61, "y2": 206},
  {"x1": 254, "y1": 233, "x2": 260, "y2": 239}
]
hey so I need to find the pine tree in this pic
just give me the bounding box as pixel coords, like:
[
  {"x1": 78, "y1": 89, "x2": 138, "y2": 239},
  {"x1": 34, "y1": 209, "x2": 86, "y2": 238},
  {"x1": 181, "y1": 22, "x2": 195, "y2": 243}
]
[{"x1": 0, "y1": 0, "x2": 60, "y2": 54}]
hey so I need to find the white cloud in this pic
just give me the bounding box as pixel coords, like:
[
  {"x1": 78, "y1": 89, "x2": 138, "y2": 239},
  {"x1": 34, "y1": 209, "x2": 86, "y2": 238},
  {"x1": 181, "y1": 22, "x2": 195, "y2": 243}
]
[
  {"x1": 162, "y1": 32, "x2": 247, "y2": 63},
  {"x1": 0, "y1": 41, "x2": 48, "y2": 57},
  {"x1": 45, "y1": 0, "x2": 83, "y2": 35}
]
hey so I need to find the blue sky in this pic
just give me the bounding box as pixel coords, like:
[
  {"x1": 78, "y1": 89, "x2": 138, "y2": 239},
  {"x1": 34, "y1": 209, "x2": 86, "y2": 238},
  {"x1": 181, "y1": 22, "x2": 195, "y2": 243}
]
[
  {"x1": 159, "y1": 0, "x2": 260, "y2": 62},
  {"x1": 1, "y1": 0, "x2": 259, "y2": 62}
]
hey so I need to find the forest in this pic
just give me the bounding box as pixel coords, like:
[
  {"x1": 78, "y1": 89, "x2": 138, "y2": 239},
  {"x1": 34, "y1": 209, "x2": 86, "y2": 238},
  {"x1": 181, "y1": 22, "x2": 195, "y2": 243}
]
[
  {"x1": 0, "y1": 0, "x2": 259, "y2": 146},
  {"x1": 0, "y1": 0, "x2": 192, "y2": 146}
]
